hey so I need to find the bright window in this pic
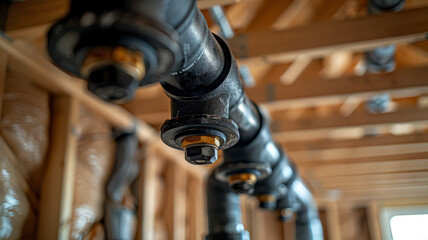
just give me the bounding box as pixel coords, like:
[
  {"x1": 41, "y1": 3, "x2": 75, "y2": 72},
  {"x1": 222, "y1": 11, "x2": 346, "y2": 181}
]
[
  {"x1": 380, "y1": 205, "x2": 428, "y2": 240},
  {"x1": 389, "y1": 214, "x2": 428, "y2": 240}
]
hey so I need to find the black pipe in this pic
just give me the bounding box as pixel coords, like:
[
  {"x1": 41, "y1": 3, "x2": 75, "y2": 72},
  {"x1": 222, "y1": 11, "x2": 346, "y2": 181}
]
[
  {"x1": 365, "y1": 0, "x2": 405, "y2": 73},
  {"x1": 206, "y1": 173, "x2": 250, "y2": 240},
  {"x1": 290, "y1": 177, "x2": 324, "y2": 240},
  {"x1": 105, "y1": 130, "x2": 140, "y2": 239},
  {"x1": 216, "y1": 107, "x2": 279, "y2": 193},
  {"x1": 47, "y1": 1, "x2": 323, "y2": 238},
  {"x1": 160, "y1": 0, "x2": 262, "y2": 164}
]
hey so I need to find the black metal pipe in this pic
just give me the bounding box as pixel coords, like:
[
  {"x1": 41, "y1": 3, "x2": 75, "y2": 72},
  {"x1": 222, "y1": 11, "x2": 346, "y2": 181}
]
[
  {"x1": 47, "y1": 1, "x2": 323, "y2": 238},
  {"x1": 290, "y1": 177, "x2": 324, "y2": 240},
  {"x1": 206, "y1": 173, "x2": 250, "y2": 240},
  {"x1": 160, "y1": 0, "x2": 262, "y2": 165},
  {"x1": 365, "y1": 0, "x2": 405, "y2": 73},
  {"x1": 106, "y1": 130, "x2": 140, "y2": 239}
]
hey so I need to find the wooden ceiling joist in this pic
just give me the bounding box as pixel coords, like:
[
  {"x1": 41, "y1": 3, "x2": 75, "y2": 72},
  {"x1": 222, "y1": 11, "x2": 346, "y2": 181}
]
[
  {"x1": 254, "y1": 66, "x2": 428, "y2": 110},
  {"x1": 290, "y1": 143, "x2": 428, "y2": 165},
  {"x1": 305, "y1": 159, "x2": 428, "y2": 178},
  {"x1": 272, "y1": 107, "x2": 428, "y2": 133},
  {"x1": 197, "y1": 0, "x2": 257, "y2": 9},
  {"x1": 229, "y1": 7, "x2": 428, "y2": 63},
  {"x1": 337, "y1": 185, "x2": 428, "y2": 201},
  {"x1": 282, "y1": 133, "x2": 428, "y2": 151},
  {"x1": 320, "y1": 172, "x2": 428, "y2": 190},
  {"x1": 296, "y1": 152, "x2": 428, "y2": 166}
]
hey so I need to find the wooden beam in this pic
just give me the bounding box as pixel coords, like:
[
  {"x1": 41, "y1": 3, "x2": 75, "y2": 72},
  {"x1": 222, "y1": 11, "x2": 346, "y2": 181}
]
[
  {"x1": 280, "y1": 55, "x2": 312, "y2": 85},
  {"x1": 325, "y1": 201, "x2": 342, "y2": 240},
  {"x1": 303, "y1": 159, "x2": 428, "y2": 178},
  {"x1": 288, "y1": 142, "x2": 428, "y2": 164},
  {"x1": 37, "y1": 95, "x2": 79, "y2": 240},
  {"x1": 367, "y1": 201, "x2": 382, "y2": 240},
  {"x1": 296, "y1": 152, "x2": 428, "y2": 167},
  {"x1": 271, "y1": 0, "x2": 313, "y2": 30},
  {"x1": 318, "y1": 171, "x2": 428, "y2": 188},
  {"x1": 243, "y1": 0, "x2": 293, "y2": 31},
  {"x1": 137, "y1": 149, "x2": 160, "y2": 240},
  {"x1": 165, "y1": 164, "x2": 187, "y2": 240},
  {"x1": 339, "y1": 185, "x2": 428, "y2": 200},
  {"x1": 249, "y1": 66, "x2": 428, "y2": 110},
  {"x1": 325, "y1": 178, "x2": 428, "y2": 192},
  {"x1": 321, "y1": 51, "x2": 353, "y2": 79},
  {"x1": 282, "y1": 133, "x2": 428, "y2": 151},
  {"x1": 188, "y1": 177, "x2": 206, "y2": 240},
  {"x1": 229, "y1": 7, "x2": 428, "y2": 63},
  {"x1": 198, "y1": 0, "x2": 257, "y2": 9},
  {"x1": 273, "y1": 106, "x2": 428, "y2": 134},
  {"x1": 0, "y1": 50, "x2": 6, "y2": 119},
  {"x1": 6, "y1": 0, "x2": 69, "y2": 31}
]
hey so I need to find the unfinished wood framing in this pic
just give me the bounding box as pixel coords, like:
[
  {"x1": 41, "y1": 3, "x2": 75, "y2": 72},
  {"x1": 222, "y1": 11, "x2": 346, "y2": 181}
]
[
  {"x1": 0, "y1": 50, "x2": 6, "y2": 118},
  {"x1": 4, "y1": 0, "x2": 428, "y2": 239},
  {"x1": 165, "y1": 164, "x2": 188, "y2": 240},
  {"x1": 325, "y1": 201, "x2": 341, "y2": 240},
  {"x1": 137, "y1": 149, "x2": 159, "y2": 240},
  {"x1": 273, "y1": 107, "x2": 428, "y2": 133},
  {"x1": 229, "y1": 7, "x2": 428, "y2": 63},
  {"x1": 37, "y1": 95, "x2": 79, "y2": 240},
  {"x1": 252, "y1": 66, "x2": 428, "y2": 109}
]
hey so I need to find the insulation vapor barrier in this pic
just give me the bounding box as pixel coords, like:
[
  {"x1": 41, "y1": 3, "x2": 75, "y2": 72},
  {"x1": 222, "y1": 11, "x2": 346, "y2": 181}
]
[
  {"x1": 71, "y1": 107, "x2": 114, "y2": 239},
  {"x1": 0, "y1": 69, "x2": 49, "y2": 239},
  {"x1": 0, "y1": 67, "x2": 115, "y2": 239},
  {"x1": 0, "y1": 69, "x2": 50, "y2": 195}
]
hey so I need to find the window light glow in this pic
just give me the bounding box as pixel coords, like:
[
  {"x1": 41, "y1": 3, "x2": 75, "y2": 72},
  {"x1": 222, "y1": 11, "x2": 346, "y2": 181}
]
[{"x1": 390, "y1": 214, "x2": 428, "y2": 240}]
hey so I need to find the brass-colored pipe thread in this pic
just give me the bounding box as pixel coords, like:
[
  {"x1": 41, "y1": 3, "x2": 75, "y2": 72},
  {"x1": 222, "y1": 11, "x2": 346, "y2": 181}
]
[
  {"x1": 81, "y1": 46, "x2": 146, "y2": 80},
  {"x1": 181, "y1": 135, "x2": 220, "y2": 149},
  {"x1": 256, "y1": 194, "x2": 277, "y2": 203},
  {"x1": 227, "y1": 173, "x2": 257, "y2": 186}
]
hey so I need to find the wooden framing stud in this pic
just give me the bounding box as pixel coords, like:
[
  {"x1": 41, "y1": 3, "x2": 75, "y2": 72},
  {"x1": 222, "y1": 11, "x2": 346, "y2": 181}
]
[
  {"x1": 137, "y1": 148, "x2": 160, "y2": 240},
  {"x1": 0, "y1": 49, "x2": 6, "y2": 119},
  {"x1": 37, "y1": 95, "x2": 79, "y2": 240},
  {"x1": 164, "y1": 163, "x2": 188, "y2": 240}
]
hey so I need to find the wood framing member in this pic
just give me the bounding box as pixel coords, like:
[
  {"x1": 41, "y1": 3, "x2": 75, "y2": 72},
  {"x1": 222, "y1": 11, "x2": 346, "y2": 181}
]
[
  {"x1": 281, "y1": 133, "x2": 428, "y2": 151},
  {"x1": 289, "y1": 143, "x2": 428, "y2": 165},
  {"x1": 303, "y1": 159, "x2": 428, "y2": 178},
  {"x1": 318, "y1": 171, "x2": 428, "y2": 188},
  {"x1": 339, "y1": 185, "x2": 428, "y2": 201},
  {"x1": 229, "y1": 7, "x2": 428, "y2": 63},
  {"x1": 187, "y1": 177, "x2": 206, "y2": 240},
  {"x1": 165, "y1": 163, "x2": 188, "y2": 240},
  {"x1": 325, "y1": 201, "x2": 342, "y2": 240},
  {"x1": 367, "y1": 201, "x2": 382, "y2": 240},
  {"x1": 137, "y1": 149, "x2": 160, "y2": 240},
  {"x1": 0, "y1": 50, "x2": 6, "y2": 118},
  {"x1": 251, "y1": 66, "x2": 428, "y2": 109},
  {"x1": 37, "y1": 95, "x2": 79, "y2": 240},
  {"x1": 197, "y1": 0, "x2": 257, "y2": 9},
  {"x1": 272, "y1": 106, "x2": 428, "y2": 133},
  {"x1": 320, "y1": 172, "x2": 428, "y2": 190}
]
